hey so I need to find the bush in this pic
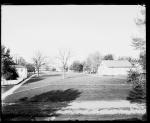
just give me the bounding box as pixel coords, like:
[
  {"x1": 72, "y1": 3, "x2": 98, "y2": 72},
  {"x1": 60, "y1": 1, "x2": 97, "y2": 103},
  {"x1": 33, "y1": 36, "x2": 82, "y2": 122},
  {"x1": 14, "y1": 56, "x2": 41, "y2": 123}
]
[
  {"x1": 140, "y1": 52, "x2": 146, "y2": 70},
  {"x1": 142, "y1": 114, "x2": 147, "y2": 121},
  {"x1": 52, "y1": 68, "x2": 56, "y2": 71},
  {"x1": 127, "y1": 84, "x2": 146, "y2": 103},
  {"x1": 126, "y1": 70, "x2": 146, "y2": 103},
  {"x1": 70, "y1": 61, "x2": 83, "y2": 72},
  {"x1": 3, "y1": 66, "x2": 19, "y2": 80},
  {"x1": 3, "y1": 72, "x2": 13, "y2": 80},
  {"x1": 26, "y1": 64, "x2": 35, "y2": 73},
  {"x1": 127, "y1": 70, "x2": 140, "y2": 83},
  {"x1": 1, "y1": 45, "x2": 19, "y2": 80}
]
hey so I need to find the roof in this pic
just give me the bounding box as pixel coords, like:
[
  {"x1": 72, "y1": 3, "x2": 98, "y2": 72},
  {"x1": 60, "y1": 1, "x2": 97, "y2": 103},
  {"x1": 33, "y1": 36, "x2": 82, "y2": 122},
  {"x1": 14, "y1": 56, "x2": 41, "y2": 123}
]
[
  {"x1": 101, "y1": 60, "x2": 133, "y2": 68},
  {"x1": 11, "y1": 65, "x2": 26, "y2": 68}
]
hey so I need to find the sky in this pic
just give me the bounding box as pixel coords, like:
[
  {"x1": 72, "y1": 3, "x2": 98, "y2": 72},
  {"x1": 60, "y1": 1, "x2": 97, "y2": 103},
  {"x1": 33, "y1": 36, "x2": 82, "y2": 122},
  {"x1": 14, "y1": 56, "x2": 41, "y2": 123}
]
[{"x1": 2, "y1": 5, "x2": 142, "y2": 66}]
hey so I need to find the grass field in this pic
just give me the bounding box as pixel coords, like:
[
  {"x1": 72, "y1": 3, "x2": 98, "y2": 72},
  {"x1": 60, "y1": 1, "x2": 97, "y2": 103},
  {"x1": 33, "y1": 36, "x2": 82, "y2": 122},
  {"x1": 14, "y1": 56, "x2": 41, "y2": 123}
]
[
  {"x1": 2, "y1": 72, "x2": 145, "y2": 121},
  {"x1": 3, "y1": 72, "x2": 131, "y2": 103},
  {"x1": 1, "y1": 85, "x2": 15, "y2": 94}
]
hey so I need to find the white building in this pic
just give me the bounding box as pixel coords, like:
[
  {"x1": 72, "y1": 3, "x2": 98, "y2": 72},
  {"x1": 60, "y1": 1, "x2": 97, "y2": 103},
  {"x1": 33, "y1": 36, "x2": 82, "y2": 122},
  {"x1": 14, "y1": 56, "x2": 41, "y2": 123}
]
[
  {"x1": 13, "y1": 65, "x2": 28, "y2": 79},
  {"x1": 1, "y1": 65, "x2": 28, "y2": 85},
  {"x1": 97, "y1": 60, "x2": 135, "y2": 76}
]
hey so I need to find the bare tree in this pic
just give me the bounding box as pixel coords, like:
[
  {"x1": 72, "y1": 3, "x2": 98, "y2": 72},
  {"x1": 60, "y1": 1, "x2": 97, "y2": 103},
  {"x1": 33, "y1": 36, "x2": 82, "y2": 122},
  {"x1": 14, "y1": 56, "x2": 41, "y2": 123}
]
[
  {"x1": 132, "y1": 5, "x2": 146, "y2": 70},
  {"x1": 84, "y1": 51, "x2": 102, "y2": 73},
  {"x1": 56, "y1": 49, "x2": 71, "y2": 79},
  {"x1": 32, "y1": 51, "x2": 47, "y2": 77},
  {"x1": 132, "y1": 5, "x2": 145, "y2": 52},
  {"x1": 13, "y1": 56, "x2": 27, "y2": 66}
]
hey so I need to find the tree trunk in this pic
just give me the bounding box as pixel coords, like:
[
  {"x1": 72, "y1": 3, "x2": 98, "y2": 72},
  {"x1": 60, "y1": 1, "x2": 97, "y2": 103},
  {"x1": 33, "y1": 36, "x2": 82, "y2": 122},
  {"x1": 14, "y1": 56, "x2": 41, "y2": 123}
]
[
  {"x1": 37, "y1": 69, "x2": 39, "y2": 77},
  {"x1": 62, "y1": 68, "x2": 65, "y2": 79}
]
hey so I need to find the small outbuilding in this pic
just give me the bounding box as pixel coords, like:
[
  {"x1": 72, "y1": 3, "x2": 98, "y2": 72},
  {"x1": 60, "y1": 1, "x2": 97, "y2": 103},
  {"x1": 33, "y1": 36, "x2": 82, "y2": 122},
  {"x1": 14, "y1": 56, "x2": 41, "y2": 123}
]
[
  {"x1": 97, "y1": 60, "x2": 135, "y2": 76},
  {"x1": 13, "y1": 65, "x2": 28, "y2": 79}
]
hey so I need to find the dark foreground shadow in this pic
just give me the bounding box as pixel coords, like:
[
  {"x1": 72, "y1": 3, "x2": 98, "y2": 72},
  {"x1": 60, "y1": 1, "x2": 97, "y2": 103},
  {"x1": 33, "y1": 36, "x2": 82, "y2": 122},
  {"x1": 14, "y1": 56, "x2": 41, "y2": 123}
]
[
  {"x1": 29, "y1": 88, "x2": 81, "y2": 102},
  {"x1": 2, "y1": 88, "x2": 81, "y2": 121}
]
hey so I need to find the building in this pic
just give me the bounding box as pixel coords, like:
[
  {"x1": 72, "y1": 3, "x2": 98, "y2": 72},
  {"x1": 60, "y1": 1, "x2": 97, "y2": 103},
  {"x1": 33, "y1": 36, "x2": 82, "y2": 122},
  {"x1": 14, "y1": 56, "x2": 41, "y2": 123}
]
[
  {"x1": 97, "y1": 60, "x2": 135, "y2": 76},
  {"x1": 1, "y1": 65, "x2": 28, "y2": 85},
  {"x1": 13, "y1": 65, "x2": 28, "y2": 79}
]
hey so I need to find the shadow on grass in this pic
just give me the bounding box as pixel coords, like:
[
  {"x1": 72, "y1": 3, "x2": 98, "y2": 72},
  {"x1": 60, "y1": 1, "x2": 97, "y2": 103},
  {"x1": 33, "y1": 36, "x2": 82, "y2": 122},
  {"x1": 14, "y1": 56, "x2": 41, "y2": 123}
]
[
  {"x1": 40, "y1": 74, "x2": 62, "y2": 78},
  {"x1": 24, "y1": 74, "x2": 62, "y2": 85},
  {"x1": 2, "y1": 88, "x2": 81, "y2": 121}
]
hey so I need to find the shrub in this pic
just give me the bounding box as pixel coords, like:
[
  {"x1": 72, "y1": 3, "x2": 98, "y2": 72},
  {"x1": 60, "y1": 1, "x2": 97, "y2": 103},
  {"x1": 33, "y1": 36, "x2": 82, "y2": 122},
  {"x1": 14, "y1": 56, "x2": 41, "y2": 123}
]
[
  {"x1": 127, "y1": 69, "x2": 140, "y2": 83},
  {"x1": 52, "y1": 68, "x2": 56, "y2": 71},
  {"x1": 127, "y1": 84, "x2": 146, "y2": 103},
  {"x1": 1, "y1": 45, "x2": 19, "y2": 80},
  {"x1": 126, "y1": 70, "x2": 146, "y2": 103},
  {"x1": 70, "y1": 61, "x2": 83, "y2": 72},
  {"x1": 26, "y1": 63, "x2": 35, "y2": 73},
  {"x1": 140, "y1": 52, "x2": 146, "y2": 70},
  {"x1": 142, "y1": 114, "x2": 147, "y2": 121},
  {"x1": 3, "y1": 66, "x2": 19, "y2": 80}
]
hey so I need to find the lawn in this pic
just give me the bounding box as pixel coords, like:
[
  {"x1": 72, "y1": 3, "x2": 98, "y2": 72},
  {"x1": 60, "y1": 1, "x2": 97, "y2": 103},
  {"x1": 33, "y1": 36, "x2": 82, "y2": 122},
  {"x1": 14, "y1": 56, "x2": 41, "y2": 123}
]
[
  {"x1": 3, "y1": 73, "x2": 131, "y2": 103},
  {"x1": 2, "y1": 72, "x2": 144, "y2": 121},
  {"x1": 2, "y1": 88, "x2": 81, "y2": 121},
  {"x1": 1, "y1": 85, "x2": 15, "y2": 94}
]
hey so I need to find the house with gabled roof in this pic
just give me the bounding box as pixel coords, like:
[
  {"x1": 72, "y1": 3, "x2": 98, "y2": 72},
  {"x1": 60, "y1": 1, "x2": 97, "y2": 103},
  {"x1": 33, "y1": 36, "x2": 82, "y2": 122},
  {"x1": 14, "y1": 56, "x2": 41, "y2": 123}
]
[{"x1": 97, "y1": 60, "x2": 135, "y2": 76}]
